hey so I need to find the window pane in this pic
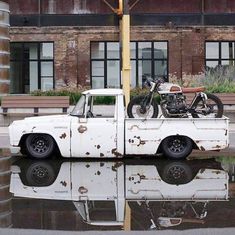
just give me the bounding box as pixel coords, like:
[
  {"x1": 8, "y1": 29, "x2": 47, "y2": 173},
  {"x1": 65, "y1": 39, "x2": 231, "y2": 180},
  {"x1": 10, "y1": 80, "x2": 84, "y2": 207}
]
[
  {"x1": 154, "y1": 60, "x2": 167, "y2": 80},
  {"x1": 107, "y1": 42, "x2": 119, "y2": 59},
  {"x1": 130, "y1": 42, "x2": 136, "y2": 59},
  {"x1": 40, "y1": 43, "x2": 53, "y2": 59},
  {"x1": 92, "y1": 96, "x2": 116, "y2": 118},
  {"x1": 154, "y1": 42, "x2": 167, "y2": 59},
  {"x1": 91, "y1": 42, "x2": 104, "y2": 59},
  {"x1": 41, "y1": 62, "x2": 53, "y2": 76},
  {"x1": 221, "y1": 42, "x2": 235, "y2": 60},
  {"x1": 221, "y1": 60, "x2": 235, "y2": 66},
  {"x1": 138, "y1": 42, "x2": 152, "y2": 59},
  {"x1": 107, "y1": 60, "x2": 120, "y2": 88},
  {"x1": 206, "y1": 60, "x2": 219, "y2": 69},
  {"x1": 131, "y1": 60, "x2": 136, "y2": 88},
  {"x1": 92, "y1": 76, "x2": 104, "y2": 88},
  {"x1": 10, "y1": 61, "x2": 23, "y2": 94},
  {"x1": 92, "y1": 61, "x2": 104, "y2": 76},
  {"x1": 89, "y1": 201, "x2": 116, "y2": 221},
  {"x1": 41, "y1": 77, "x2": 53, "y2": 91},
  {"x1": 24, "y1": 43, "x2": 38, "y2": 60},
  {"x1": 10, "y1": 43, "x2": 22, "y2": 61},
  {"x1": 139, "y1": 60, "x2": 151, "y2": 87},
  {"x1": 29, "y1": 61, "x2": 38, "y2": 91},
  {"x1": 206, "y1": 42, "x2": 219, "y2": 59}
]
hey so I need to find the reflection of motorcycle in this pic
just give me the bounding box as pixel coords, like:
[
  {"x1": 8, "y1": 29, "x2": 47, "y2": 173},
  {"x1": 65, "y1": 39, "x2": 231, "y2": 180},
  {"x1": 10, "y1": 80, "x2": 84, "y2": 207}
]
[
  {"x1": 127, "y1": 77, "x2": 223, "y2": 118},
  {"x1": 139, "y1": 200, "x2": 208, "y2": 230}
]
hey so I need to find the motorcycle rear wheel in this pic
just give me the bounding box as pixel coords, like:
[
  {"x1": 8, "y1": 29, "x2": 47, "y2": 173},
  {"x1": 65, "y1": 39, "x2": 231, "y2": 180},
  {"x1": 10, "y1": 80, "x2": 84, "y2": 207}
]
[
  {"x1": 127, "y1": 95, "x2": 159, "y2": 118},
  {"x1": 191, "y1": 93, "x2": 223, "y2": 118}
]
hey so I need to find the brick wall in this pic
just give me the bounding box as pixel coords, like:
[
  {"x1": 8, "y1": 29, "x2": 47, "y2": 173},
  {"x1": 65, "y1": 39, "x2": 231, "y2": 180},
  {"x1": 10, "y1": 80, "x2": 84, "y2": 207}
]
[{"x1": 9, "y1": 26, "x2": 235, "y2": 89}]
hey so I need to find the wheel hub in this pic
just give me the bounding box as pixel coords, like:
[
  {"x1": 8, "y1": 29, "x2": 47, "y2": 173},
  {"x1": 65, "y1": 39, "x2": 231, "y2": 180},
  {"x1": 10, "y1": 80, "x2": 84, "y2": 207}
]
[
  {"x1": 169, "y1": 138, "x2": 185, "y2": 153},
  {"x1": 32, "y1": 137, "x2": 49, "y2": 153}
]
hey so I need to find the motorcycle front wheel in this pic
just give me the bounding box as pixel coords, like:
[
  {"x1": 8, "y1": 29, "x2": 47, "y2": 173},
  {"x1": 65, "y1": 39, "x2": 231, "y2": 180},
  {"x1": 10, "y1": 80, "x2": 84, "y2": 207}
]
[
  {"x1": 127, "y1": 95, "x2": 159, "y2": 118},
  {"x1": 191, "y1": 93, "x2": 223, "y2": 118}
]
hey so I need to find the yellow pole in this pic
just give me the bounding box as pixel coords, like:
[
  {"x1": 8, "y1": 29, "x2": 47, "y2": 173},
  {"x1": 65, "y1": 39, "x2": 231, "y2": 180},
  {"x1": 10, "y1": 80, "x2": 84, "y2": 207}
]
[
  {"x1": 124, "y1": 201, "x2": 131, "y2": 230},
  {"x1": 120, "y1": 0, "x2": 131, "y2": 105}
]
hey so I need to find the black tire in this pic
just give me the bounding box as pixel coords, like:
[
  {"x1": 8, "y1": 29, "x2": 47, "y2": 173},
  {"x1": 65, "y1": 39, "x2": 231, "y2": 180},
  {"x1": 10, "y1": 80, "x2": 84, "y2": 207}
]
[
  {"x1": 25, "y1": 134, "x2": 55, "y2": 159},
  {"x1": 192, "y1": 93, "x2": 223, "y2": 118},
  {"x1": 161, "y1": 136, "x2": 193, "y2": 160},
  {"x1": 24, "y1": 161, "x2": 56, "y2": 187},
  {"x1": 127, "y1": 95, "x2": 159, "y2": 118},
  {"x1": 161, "y1": 161, "x2": 193, "y2": 185}
]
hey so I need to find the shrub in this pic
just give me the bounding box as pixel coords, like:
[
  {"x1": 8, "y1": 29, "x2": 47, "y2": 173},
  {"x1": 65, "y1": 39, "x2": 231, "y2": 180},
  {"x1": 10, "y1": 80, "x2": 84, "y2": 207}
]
[
  {"x1": 31, "y1": 89, "x2": 83, "y2": 105},
  {"x1": 193, "y1": 66, "x2": 235, "y2": 93}
]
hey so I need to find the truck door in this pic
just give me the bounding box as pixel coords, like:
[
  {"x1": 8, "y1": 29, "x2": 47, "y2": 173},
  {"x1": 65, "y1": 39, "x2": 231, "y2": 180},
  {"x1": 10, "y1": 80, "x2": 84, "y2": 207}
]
[{"x1": 71, "y1": 95, "x2": 118, "y2": 158}]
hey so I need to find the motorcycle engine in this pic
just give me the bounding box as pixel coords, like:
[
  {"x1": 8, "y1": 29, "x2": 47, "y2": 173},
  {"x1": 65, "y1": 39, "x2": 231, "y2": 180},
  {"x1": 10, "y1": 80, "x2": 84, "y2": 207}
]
[{"x1": 161, "y1": 93, "x2": 187, "y2": 116}]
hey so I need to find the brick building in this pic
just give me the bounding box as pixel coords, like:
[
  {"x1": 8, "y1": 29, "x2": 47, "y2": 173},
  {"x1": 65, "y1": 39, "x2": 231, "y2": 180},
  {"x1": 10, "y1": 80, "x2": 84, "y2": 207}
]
[{"x1": 3, "y1": 0, "x2": 235, "y2": 94}]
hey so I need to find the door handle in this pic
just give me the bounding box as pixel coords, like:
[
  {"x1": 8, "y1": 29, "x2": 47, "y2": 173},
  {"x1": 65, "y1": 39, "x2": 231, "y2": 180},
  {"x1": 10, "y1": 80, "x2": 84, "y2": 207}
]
[{"x1": 78, "y1": 125, "x2": 87, "y2": 133}]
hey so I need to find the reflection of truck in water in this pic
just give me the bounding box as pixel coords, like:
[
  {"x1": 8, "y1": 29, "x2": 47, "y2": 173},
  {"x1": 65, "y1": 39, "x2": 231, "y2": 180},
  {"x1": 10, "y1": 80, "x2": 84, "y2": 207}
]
[{"x1": 10, "y1": 159, "x2": 229, "y2": 229}]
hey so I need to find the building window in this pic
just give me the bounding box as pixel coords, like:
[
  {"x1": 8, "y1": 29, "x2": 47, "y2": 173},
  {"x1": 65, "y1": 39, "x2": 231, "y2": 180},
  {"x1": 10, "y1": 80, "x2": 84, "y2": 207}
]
[
  {"x1": 10, "y1": 42, "x2": 54, "y2": 94},
  {"x1": 206, "y1": 41, "x2": 235, "y2": 69},
  {"x1": 91, "y1": 41, "x2": 168, "y2": 89}
]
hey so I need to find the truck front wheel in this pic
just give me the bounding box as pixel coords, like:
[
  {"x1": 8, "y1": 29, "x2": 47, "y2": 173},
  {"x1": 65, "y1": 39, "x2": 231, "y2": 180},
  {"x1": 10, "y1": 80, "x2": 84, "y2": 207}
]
[
  {"x1": 25, "y1": 134, "x2": 55, "y2": 159},
  {"x1": 161, "y1": 136, "x2": 193, "y2": 160}
]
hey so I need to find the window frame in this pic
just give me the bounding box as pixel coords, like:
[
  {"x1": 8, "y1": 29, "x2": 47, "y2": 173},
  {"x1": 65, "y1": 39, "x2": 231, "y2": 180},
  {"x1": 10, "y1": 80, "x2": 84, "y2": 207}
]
[
  {"x1": 90, "y1": 40, "x2": 169, "y2": 89},
  {"x1": 10, "y1": 41, "x2": 55, "y2": 93},
  {"x1": 205, "y1": 41, "x2": 235, "y2": 69}
]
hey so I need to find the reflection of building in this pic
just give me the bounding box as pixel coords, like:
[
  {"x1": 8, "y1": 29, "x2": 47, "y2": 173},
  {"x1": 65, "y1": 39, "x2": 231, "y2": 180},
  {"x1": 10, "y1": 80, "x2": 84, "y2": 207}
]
[{"x1": 2, "y1": 0, "x2": 235, "y2": 94}]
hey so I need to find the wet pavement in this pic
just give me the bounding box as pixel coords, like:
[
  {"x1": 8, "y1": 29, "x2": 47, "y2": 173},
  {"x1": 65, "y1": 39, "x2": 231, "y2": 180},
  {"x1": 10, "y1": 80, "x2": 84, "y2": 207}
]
[{"x1": 0, "y1": 149, "x2": 235, "y2": 234}]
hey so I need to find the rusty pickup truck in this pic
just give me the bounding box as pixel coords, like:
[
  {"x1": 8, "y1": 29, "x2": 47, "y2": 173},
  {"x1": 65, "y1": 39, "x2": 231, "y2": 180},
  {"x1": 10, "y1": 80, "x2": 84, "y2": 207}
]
[{"x1": 9, "y1": 89, "x2": 229, "y2": 159}]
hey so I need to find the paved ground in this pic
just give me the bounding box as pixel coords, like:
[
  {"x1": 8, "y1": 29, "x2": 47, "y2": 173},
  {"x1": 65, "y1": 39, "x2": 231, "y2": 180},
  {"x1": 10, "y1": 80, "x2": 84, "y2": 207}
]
[{"x1": 0, "y1": 228, "x2": 235, "y2": 235}]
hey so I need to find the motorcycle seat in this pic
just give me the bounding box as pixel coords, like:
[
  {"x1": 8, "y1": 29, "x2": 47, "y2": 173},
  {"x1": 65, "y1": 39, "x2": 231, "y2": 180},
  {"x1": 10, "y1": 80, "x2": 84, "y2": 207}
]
[{"x1": 182, "y1": 87, "x2": 206, "y2": 93}]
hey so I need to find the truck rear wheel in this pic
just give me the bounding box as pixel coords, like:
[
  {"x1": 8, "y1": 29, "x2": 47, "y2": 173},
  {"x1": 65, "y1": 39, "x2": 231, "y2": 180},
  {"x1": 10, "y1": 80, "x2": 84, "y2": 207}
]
[{"x1": 161, "y1": 136, "x2": 192, "y2": 160}]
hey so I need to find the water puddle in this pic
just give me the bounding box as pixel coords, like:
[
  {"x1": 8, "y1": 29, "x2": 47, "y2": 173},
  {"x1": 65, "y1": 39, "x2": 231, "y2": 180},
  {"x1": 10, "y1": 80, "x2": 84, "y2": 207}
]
[{"x1": 1, "y1": 149, "x2": 235, "y2": 231}]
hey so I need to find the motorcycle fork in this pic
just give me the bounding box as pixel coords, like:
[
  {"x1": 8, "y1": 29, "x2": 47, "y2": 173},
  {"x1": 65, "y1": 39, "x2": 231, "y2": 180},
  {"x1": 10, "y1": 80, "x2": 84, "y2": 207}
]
[{"x1": 142, "y1": 92, "x2": 154, "y2": 110}]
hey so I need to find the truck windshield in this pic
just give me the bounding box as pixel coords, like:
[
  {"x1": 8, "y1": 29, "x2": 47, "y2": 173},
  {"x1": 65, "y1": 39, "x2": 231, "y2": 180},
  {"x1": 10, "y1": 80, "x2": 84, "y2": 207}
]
[{"x1": 70, "y1": 95, "x2": 86, "y2": 117}]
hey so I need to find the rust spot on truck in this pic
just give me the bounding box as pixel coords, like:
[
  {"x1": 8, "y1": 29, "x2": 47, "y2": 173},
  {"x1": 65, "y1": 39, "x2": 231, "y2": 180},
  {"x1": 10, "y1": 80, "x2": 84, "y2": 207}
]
[
  {"x1": 137, "y1": 173, "x2": 146, "y2": 180},
  {"x1": 97, "y1": 145, "x2": 101, "y2": 149},
  {"x1": 78, "y1": 186, "x2": 88, "y2": 194},
  {"x1": 85, "y1": 164, "x2": 90, "y2": 168},
  {"x1": 100, "y1": 162, "x2": 104, "y2": 167},
  {"x1": 95, "y1": 170, "x2": 101, "y2": 175},
  {"x1": 200, "y1": 169, "x2": 205, "y2": 174},
  {"x1": 78, "y1": 125, "x2": 87, "y2": 133},
  {"x1": 200, "y1": 146, "x2": 205, "y2": 151},
  {"x1": 59, "y1": 133, "x2": 66, "y2": 139},
  {"x1": 111, "y1": 148, "x2": 123, "y2": 157},
  {"x1": 112, "y1": 162, "x2": 123, "y2": 171},
  {"x1": 86, "y1": 152, "x2": 90, "y2": 155},
  {"x1": 100, "y1": 153, "x2": 104, "y2": 157},
  {"x1": 137, "y1": 140, "x2": 146, "y2": 146},
  {"x1": 60, "y1": 181, "x2": 67, "y2": 187}
]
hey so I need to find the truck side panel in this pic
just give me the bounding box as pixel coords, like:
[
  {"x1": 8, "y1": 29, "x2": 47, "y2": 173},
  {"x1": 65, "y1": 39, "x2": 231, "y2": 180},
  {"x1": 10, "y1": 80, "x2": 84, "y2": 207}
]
[{"x1": 125, "y1": 118, "x2": 229, "y2": 155}]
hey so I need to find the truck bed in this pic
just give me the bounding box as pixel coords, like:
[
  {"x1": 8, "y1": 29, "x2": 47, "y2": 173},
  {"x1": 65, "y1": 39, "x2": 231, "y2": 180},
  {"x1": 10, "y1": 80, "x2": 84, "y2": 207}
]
[{"x1": 125, "y1": 116, "x2": 229, "y2": 155}]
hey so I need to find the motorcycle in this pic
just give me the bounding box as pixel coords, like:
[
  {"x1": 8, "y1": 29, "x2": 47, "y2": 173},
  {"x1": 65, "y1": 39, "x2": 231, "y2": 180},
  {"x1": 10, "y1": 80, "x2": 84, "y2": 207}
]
[{"x1": 127, "y1": 77, "x2": 223, "y2": 118}]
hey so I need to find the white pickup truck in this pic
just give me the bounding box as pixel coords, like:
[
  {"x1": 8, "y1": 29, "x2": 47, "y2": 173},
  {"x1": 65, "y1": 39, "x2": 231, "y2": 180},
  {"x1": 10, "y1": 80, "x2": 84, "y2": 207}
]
[{"x1": 9, "y1": 89, "x2": 229, "y2": 159}]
